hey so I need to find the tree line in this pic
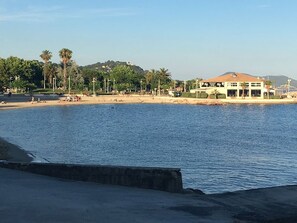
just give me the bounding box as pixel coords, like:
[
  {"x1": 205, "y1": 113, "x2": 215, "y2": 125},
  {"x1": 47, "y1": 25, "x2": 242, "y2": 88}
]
[{"x1": 0, "y1": 49, "x2": 199, "y2": 94}]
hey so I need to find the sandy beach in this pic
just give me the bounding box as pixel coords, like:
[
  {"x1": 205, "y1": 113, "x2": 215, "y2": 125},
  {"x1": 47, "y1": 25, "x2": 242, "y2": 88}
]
[{"x1": 1, "y1": 94, "x2": 297, "y2": 111}]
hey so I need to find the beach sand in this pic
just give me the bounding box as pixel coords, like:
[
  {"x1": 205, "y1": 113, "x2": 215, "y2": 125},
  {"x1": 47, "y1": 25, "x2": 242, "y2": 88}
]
[{"x1": 1, "y1": 95, "x2": 296, "y2": 111}]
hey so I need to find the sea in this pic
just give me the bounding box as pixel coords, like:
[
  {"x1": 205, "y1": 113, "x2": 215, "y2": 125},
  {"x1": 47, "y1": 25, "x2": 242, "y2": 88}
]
[{"x1": 0, "y1": 103, "x2": 297, "y2": 193}]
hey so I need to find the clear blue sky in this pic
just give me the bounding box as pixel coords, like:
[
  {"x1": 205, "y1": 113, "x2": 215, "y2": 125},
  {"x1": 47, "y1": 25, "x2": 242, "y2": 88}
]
[{"x1": 1, "y1": 0, "x2": 297, "y2": 80}]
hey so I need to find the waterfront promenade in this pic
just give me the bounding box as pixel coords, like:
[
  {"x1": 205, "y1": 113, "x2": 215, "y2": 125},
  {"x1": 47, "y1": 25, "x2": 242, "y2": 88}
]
[
  {"x1": 1, "y1": 164, "x2": 297, "y2": 223},
  {"x1": 1, "y1": 137, "x2": 297, "y2": 222}
]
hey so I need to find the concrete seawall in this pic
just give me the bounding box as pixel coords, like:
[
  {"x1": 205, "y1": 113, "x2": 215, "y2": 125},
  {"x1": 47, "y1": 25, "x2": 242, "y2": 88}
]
[{"x1": 0, "y1": 162, "x2": 183, "y2": 193}]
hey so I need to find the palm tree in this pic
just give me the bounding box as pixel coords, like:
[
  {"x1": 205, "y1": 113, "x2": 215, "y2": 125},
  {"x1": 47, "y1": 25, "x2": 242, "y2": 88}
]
[
  {"x1": 59, "y1": 48, "x2": 72, "y2": 91},
  {"x1": 145, "y1": 69, "x2": 157, "y2": 92},
  {"x1": 158, "y1": 68, "x2": 171, "y2": 79},
  {"x1": 158, "y1": 68, "x2": 171, "y2": 94},
  {"x1": 240, "y1": 82, "x2": 247, "y2": 99},
  {"x1": 47, "y1": 63, "x2": 57, "y2": 87},
  {"x1": 40, "y1": 50, "x2": 52, "y2": 89},
  {"x1": 265, "y1": 80, "x2": 272, "y2": 99},
  {"x1": 211, "y1": 89, "x2": 220, "y2": 99},
  {"x1": 158, "y1": 68, "x2": 171, "y2": 85}
]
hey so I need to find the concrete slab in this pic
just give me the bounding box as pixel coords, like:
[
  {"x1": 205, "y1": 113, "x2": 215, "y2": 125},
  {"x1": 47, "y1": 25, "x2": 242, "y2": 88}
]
[{"x1": 1, "y1": 168, "x2": 297, "y2": 223}]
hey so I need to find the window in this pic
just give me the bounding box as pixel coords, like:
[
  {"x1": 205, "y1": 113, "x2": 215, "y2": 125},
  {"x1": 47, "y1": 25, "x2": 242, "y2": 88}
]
[
  {"x1": 240, "y1": 82, "x2": 249, "y2": 87},
  {"x1": 251, "y1": 83, "x2": 261, "y2": 87},
  {"x1": 251, "y1": 90, "x2": 261, "y2": 97},
  {"x1": 227, "y1": 82, "x2": 237, "y2": 87}
]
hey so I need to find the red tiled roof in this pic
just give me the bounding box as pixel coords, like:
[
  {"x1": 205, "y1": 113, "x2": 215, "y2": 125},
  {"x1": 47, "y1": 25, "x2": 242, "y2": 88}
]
[{"x1": 202, "y1": 72, "x2": 265, "y2": 83}]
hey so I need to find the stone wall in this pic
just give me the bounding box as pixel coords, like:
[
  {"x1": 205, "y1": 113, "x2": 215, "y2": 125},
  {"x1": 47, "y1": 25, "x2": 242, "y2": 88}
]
[{"x1": 0, "y1": 162, "x2": 183, "y2": 193}]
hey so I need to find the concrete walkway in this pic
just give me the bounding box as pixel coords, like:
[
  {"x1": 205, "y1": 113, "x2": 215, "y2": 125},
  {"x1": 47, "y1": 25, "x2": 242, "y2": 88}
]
[{"x1": 1, "y1": 168, "x2": 297, "y2": 223}]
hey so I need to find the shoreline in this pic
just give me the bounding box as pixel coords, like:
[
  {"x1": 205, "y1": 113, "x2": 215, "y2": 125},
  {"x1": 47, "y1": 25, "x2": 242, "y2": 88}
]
[{"x1": 0, "y1": 95, "x2": 297, "y2": 111}]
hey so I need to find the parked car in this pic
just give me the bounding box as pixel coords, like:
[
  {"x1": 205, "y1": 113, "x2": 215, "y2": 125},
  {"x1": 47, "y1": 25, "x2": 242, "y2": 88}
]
[
  {"x1": 168, "y1": 91, "x2": 182, "y2": 97},
  {"x1": 174, "y1": 91, "x2": 182, "y2": 97}
]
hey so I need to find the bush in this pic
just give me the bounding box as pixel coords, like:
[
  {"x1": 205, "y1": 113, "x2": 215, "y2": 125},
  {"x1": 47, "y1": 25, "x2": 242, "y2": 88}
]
[
  {"x1": 217, "y1": 94, "x2": 226, "y2": 99},
  {"x1": 264, "y1": 95, "x2": 282, "y2": 99},
  {"x1": 181, "y1": 92, "x2": 208, "y2": 98},
  {"x1": 180, "y1": 92, "x2": 195, "y2": 98},
  {"x1": 208, "y1": 94, "x2": 226, "y2": 99}
]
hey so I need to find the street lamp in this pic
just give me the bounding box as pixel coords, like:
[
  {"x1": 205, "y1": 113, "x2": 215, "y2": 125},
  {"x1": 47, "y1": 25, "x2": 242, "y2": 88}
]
[
  {"x1": 113, "y1": 78, "x2": 116, "y2": 93},
  {"x1": 140, "y1": 80, "x2": 143, "y2": 93},
  {"x1": 68, "y1": 76, "x2": 71, "y2": 95},
  {"x1": 92, "y1": 77, "x2": 96, "y2": 96},
  {"x1": 102, "y1": 65, "x2": 112, "y2": 93},
  {"x1": 53, "y1": 77, "x2": 56, "y2": 93},
  {"x1": 196, "y1": 79, "x2": 199, "y2": 98},
  {"x1": 288, "y1": 79, "x2": 291, "y2": 94},
  {"x1": 158, "y1": 79, "x2": 161, "y2": 96},
  {"x1": 184, "y1": 80, "x2": 187, "y2": 92}
]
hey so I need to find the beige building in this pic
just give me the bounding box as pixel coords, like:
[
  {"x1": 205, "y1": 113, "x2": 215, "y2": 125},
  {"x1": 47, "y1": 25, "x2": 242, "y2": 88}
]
[{"x1": 192, "y1": 72, "x2": 269, "y2": 99}]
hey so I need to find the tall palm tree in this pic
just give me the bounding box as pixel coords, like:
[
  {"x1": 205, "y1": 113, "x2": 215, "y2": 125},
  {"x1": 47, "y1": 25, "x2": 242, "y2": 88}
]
[
  {"x1": 158, "y1": 68, "x2": 171, "y2": 93},
  {"x1": 40, "y1": 50, "x2": 52, "y2": 89},
  {"x1": 145, "y1": 69, "x2": 157, "y2": 91},
  {"x1": 59, "y1": 48, "x2": 72, "y2": 91},
  {"x1": 158, "y1": 68, "x2": 171, "y2": 82}
]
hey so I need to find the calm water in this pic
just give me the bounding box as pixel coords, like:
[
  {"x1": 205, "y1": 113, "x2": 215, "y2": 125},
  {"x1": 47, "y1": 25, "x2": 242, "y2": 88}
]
[{"x1": 0, "y1": 104, "x2": 297, "y2": 193}]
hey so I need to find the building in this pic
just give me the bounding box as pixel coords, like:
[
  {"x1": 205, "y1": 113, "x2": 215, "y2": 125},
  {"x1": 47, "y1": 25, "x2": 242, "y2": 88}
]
[{"x1": 192, "y1": 72, "x2": 270, "y2": 99}]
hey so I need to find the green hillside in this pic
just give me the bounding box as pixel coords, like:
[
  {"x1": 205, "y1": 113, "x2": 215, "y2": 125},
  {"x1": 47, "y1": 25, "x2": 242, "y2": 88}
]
[{"x1": 81, "y1": 60, "x2": 146, "y2": 75}]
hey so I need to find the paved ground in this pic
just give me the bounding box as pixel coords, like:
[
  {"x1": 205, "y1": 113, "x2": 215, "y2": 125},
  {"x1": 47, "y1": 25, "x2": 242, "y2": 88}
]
[{"x1": 1, "y1": 167, "x2": 297, "y2": 223}]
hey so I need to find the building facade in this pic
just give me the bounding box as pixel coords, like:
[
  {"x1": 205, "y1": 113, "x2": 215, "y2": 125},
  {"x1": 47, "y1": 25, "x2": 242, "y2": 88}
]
[{"x1": 192, "y1": 72, "x2": 269, "y2": 99}]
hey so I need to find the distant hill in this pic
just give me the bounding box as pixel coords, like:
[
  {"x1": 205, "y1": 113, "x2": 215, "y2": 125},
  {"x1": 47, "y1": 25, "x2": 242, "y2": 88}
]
[
  {"x1": 221, "y1": 72, "x2": 297, "y2": 87},
  {"x1": 262, "y1": 75, "x2": 297, "y2": 87},
  {"x1": 81, "y1": 60, "x2": 146, "y2": 75}
]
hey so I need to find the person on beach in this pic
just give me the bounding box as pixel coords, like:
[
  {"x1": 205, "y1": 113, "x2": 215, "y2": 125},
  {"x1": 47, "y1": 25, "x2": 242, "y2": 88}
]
[{"x1": 31, "y1": 96, "x2": 34, "y2": 104}]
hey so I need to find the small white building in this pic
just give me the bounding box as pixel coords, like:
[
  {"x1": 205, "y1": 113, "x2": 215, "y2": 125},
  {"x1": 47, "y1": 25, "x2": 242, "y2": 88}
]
[{"x1": 191, "y1": 72, "x2": 269, "y2": 99}]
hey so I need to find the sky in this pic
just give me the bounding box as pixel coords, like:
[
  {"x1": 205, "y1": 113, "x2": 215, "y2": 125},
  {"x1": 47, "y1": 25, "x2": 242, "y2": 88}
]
[{"x1": 0, "y1": 0, "x2": 297, "y2": 80}]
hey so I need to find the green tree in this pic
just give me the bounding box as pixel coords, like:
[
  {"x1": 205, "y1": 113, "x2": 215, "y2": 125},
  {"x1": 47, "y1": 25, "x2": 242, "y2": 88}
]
[
  {"x1": 145, "y1": 69, "x2": 158, "y2": 91},
  {"x1": 110, "y1": 65, "x2": 138, "y2": 91},
  {"x1": 0, "y1": 57, "x2": 43, "y2": 91},
  {"x1": 265, "y1": 80, "x2": 272, "y2": 99},
  {"x1": 68, "y1": 61, "x2": 84, "y2": 91},
  {"x1": 22, "y1": 60, "x2": 42, "y2": 90},
  {"x1": 158, "y1": 68, "x2": 171, "y2": 83},
  {"x1": 81, "y1": 68, "x2": 103, "y2": 91},
  {"x1": 59, "y1": 48, "x2": 72, "y2": 91},
  {"x1": 0, "y1": 58, "x2": 9, "y2": 91},
  {"x1": 40, "y1": 50, "x2": 52, "y2": 89},
  {"x1": 47, "y1": 62, "x2": 58, "y2": 87}
]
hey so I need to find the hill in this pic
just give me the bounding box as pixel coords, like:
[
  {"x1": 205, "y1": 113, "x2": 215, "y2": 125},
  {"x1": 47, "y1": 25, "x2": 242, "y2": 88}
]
[
  {"x1": 262, "y1": 75, "x2": 297, "y2": 87},
  {"x1": 81, "y1": 60, "x2": 146, "y2": 75}
]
